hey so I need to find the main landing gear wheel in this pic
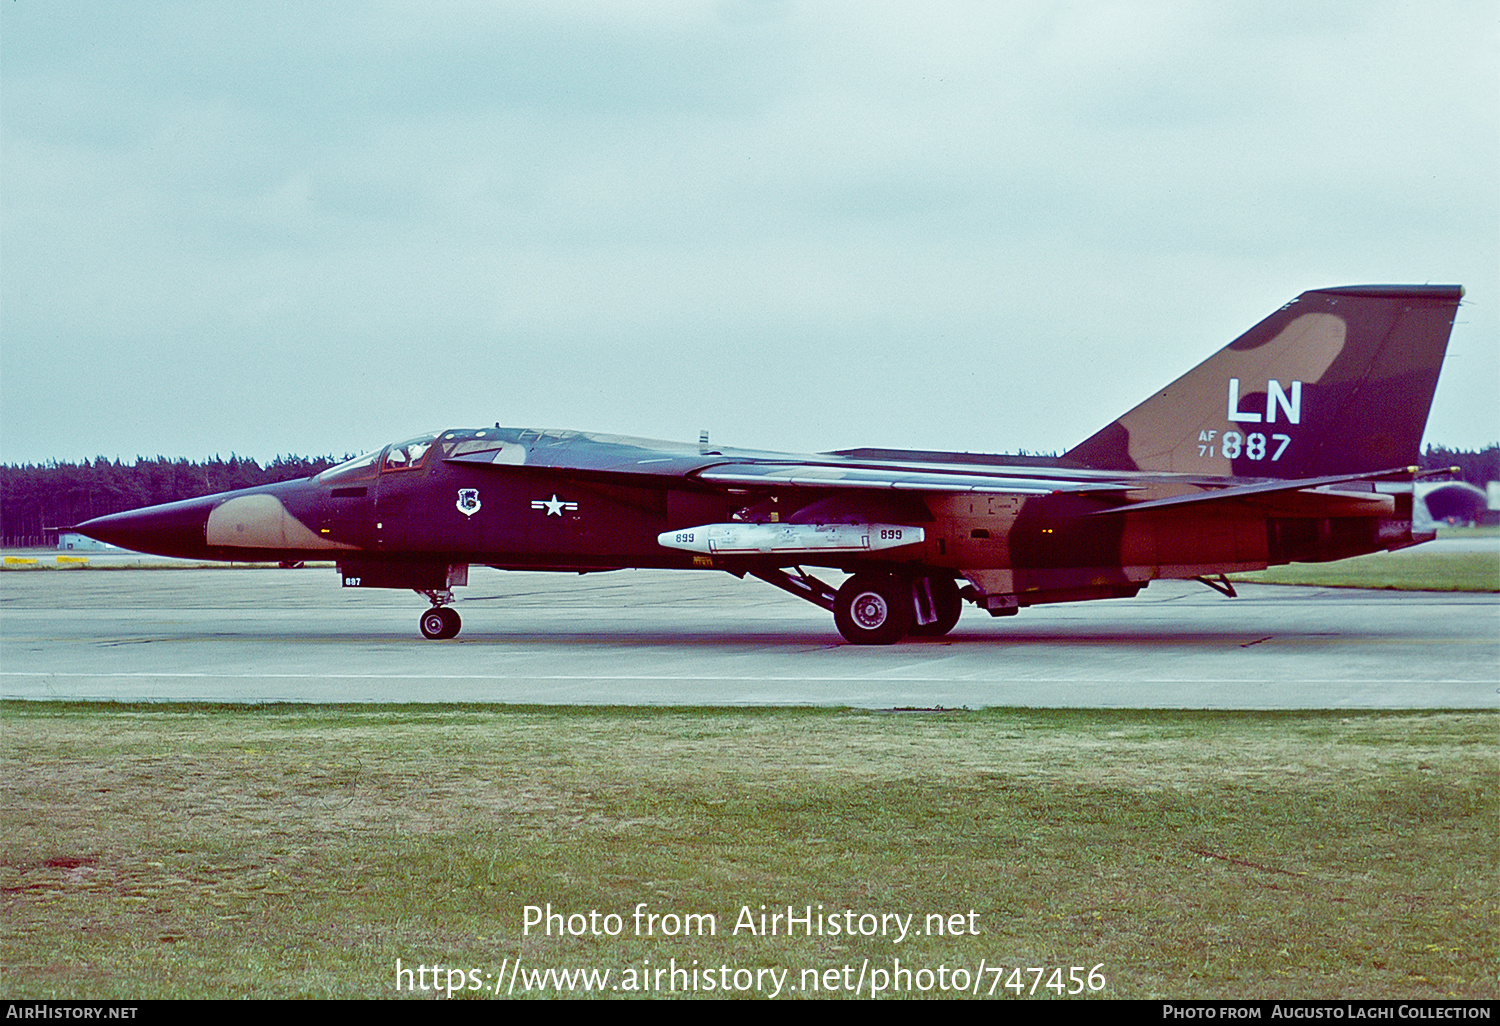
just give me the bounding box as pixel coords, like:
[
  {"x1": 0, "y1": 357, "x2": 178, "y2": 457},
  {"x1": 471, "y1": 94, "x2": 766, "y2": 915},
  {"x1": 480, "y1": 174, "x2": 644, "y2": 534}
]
[
  {"x1": 834, "y1": 573, "x2": 913, "y2": 645},
  {"x1": 909, "y1": 575, "x2": 962, "y2": 638},
  {"x1": 419, "y1": 606, "x2": 461, "y2": 640}
]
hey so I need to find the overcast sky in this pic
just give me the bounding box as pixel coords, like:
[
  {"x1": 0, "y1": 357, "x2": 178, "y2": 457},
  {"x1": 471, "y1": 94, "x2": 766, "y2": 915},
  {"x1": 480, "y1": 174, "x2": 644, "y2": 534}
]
[{"x1": 3, "y1": 1, "x2": 1496, "y2": 465}]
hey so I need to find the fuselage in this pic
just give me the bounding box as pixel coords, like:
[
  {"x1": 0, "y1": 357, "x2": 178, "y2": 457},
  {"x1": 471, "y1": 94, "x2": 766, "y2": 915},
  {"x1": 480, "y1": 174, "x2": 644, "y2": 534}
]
[{"x1": 78, "y1": 425, "x2": 1425, "y2": 590}]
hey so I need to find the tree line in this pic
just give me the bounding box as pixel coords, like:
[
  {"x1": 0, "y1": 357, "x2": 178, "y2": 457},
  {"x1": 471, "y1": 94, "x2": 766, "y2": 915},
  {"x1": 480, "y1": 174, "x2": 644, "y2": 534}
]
[
  {"x1": 0, "y1": 455, "x2": 339, "y2": 547},
  {"x1": 1420, "y1": 444, "x2": 1500, "y2": 491},
  {"x1": 1, "y1": 444, "x2": 1495, "y2": 548}
]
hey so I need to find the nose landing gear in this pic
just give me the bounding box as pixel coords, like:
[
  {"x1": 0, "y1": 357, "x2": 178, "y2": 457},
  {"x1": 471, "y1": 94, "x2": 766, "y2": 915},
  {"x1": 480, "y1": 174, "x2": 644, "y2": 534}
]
[{"x1": 417, "y1": 589, "x2": 461, "y2": 639}]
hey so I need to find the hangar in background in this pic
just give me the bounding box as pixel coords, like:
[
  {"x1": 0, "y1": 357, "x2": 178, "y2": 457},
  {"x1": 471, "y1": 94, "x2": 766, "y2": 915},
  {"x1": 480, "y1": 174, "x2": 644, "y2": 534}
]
[{"x1": 1416, "y1": 481, "x2": 1494, "y2": 527}]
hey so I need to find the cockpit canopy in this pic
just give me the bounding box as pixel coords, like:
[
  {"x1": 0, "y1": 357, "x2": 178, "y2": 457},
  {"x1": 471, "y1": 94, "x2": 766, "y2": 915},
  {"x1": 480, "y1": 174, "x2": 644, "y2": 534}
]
[{"x1": 317, "y1": 428, "x2": 513, "y2": 483}]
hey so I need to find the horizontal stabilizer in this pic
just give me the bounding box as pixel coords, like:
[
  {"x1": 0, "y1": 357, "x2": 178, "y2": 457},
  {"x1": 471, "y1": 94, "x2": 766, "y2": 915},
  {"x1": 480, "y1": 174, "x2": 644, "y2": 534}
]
[{"x1": 1086, "y1": 467, "x2": 1416, "y2": 517}]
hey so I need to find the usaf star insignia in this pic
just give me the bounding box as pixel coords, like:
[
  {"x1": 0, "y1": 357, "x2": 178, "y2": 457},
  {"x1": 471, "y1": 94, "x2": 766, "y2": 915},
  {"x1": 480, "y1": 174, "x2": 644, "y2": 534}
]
[
  {"x1": 455, "y1": 488, "x2": 482, "y2": 517},
  {"x1": 531, "y1": 494, "x2": 579, "y2": 516}
]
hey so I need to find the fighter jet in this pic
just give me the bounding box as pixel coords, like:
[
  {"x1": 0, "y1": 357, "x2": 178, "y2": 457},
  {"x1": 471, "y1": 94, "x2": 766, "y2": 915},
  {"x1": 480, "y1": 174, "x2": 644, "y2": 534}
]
[{"x1": 77, "y1": 284, "x2": 1463, "y2": 644}]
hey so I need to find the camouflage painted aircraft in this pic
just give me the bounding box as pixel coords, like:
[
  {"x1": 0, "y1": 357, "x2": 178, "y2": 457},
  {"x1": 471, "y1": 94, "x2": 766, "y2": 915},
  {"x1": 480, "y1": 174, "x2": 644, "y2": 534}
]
[{"x1": 77, "y1": 284, "x2": 1463, "y2": 644}]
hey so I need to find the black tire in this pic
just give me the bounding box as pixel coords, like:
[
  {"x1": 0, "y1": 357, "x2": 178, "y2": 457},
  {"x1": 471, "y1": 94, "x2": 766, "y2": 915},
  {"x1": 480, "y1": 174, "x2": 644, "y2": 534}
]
[
  {"x1": 909, "y1": 575, "x2": 962, "y2": 637},
  {"x1": 834, "y1": 573, "x2": 913, "y2": 645},
  {"x1": 420, "y1": 608, "x2": 448, "y2": 640},
  {"x1": 438, "y1": 606, "x2": 462, "y2": 639}
]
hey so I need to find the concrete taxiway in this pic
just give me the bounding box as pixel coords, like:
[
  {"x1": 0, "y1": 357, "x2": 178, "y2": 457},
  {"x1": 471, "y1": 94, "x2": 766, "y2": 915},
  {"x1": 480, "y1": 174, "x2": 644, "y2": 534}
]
[{"x1": 2, "y1": 560, "x2": 1495, "y2": 707}]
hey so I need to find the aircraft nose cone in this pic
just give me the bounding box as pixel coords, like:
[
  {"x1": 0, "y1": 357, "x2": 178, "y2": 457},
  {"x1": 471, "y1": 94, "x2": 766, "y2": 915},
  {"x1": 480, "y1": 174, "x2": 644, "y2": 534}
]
[{"x1": 75, "y1": 496, "x2": 216, "y2": 559}]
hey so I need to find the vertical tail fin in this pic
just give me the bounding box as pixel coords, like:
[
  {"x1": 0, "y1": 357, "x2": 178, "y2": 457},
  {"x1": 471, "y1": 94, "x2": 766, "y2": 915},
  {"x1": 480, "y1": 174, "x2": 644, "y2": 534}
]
[{"x1": 1064, "y1": 285, "x2": 1463, "y2": 479}]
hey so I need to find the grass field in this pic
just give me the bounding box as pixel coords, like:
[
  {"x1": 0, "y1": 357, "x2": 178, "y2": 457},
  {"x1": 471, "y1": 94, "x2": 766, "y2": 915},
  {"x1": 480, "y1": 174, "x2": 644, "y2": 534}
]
[
  {"x1": 1227, "y1": 527, "x2": 1500, "y2": 592},
  {"x1": 3, "y1": 704, "x2": 1494, "y2": 1000},
  {"x1": 1231, "y1": 551, "x2": 1499, "y2": 591}
]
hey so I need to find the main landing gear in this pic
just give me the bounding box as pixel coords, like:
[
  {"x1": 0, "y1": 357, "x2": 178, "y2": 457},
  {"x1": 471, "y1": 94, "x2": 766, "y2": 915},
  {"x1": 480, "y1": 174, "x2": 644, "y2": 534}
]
[
  {"x1": 755, "y1": 567, "x2": 965, "y2": 645},
  {"x1": 831, "y1": 573, "x2": 961, "y2": 644},
  {"x1": 909, "y1": 574, "x2": 963, "y2": 638},
  {"x1": 833, "y1": 574, "x2": 913, "y2": 645},
  {"x1": 417, "y1": 589, "x2": 461, "y2": 640}
]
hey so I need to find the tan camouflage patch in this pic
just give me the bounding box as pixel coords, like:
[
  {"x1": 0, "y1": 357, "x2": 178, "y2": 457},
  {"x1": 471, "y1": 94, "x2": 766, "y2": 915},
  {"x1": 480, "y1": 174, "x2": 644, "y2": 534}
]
[
  {"x1": 1113, "y1": 312, "x2": 1346, "y2": 474},
  {"x1": 206, "y1": 494, "x2": 356, "y2": 550}
]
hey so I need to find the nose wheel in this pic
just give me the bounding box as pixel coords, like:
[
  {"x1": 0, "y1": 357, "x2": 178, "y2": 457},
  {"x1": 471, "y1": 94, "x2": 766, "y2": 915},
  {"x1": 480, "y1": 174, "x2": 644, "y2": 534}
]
[{"x1": 419, "y1": 605, "x2": 461, "y2": 640}]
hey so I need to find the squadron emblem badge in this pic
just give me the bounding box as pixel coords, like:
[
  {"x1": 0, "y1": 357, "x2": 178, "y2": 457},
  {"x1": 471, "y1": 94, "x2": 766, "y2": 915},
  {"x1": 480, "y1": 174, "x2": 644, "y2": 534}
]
[{"x1": 456, "y1": 488, "x2": 482, "y2": 517}]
